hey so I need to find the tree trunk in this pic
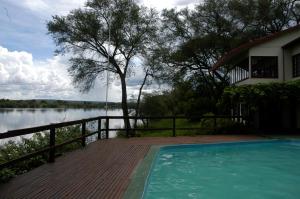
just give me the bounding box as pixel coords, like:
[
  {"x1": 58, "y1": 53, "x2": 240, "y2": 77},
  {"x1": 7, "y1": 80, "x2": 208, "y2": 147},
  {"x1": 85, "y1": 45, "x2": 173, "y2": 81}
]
[
  {"x1": 120, "y1": 74, "x2": 131, "y2": 136},
  {"x1": 134, "y1": 72, "x2": 149, "y2": 130}
]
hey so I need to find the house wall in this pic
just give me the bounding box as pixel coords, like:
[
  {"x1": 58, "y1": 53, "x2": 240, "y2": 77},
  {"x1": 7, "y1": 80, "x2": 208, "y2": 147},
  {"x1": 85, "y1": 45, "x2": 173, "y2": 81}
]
[
  {"x1": 284, "y1": 49, "x2": 293, "y2": 80},
  {"x1": 236, "y1": 29, "x2": 300, "y2": 85},
  {"x1": 290, "y1": 45, "x2": 300, "y2": 81},
  {"x1": 248, "y1": 46, "x2": 283, "y2": 84},
  {"x1": 232, "y1": 30, "x2": 300, "y2": 130},
  {"x1": 283, "y1": 44, "x2": 300, "y2": 81}
]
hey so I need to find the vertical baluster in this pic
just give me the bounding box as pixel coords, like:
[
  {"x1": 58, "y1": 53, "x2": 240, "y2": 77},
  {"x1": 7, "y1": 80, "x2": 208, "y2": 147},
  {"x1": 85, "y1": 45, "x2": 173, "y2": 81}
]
[
  {"x1": 98, "y1": 118, "x2": 102, "y2": 140},
  {"x1": 82, "y1": 122, "x2": 86, "y2": 147},
  {"x1": 126, "y1": 117, "x2": 130, "y2": 138},
  {"x1": 106, "y1": 117, "x2": 109, "y2": 139},
  {"x1": 49, "y1": 126, "x2": 55, "y2": 163}
]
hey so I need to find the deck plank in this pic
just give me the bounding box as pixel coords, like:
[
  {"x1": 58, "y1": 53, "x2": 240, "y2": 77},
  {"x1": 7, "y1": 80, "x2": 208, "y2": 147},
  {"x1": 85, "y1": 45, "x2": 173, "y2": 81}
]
[{"x1": 0, "y1": 135, "x2": 261, "y2": 199}]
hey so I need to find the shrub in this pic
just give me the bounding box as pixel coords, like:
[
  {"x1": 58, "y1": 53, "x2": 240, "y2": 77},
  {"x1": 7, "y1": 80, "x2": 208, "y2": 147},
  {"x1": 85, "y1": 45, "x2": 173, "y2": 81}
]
[
  {"x1": 200, "y1": 113, "x2": 247, "y2": 134},
  {"x1": 0, "y1": 126, "x2": 82, "y2": 183}
]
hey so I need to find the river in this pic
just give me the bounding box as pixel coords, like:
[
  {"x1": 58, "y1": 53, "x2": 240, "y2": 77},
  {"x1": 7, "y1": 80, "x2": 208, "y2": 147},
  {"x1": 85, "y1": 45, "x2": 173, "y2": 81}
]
[{"x1": 0, "y1": 108, "x2": 124, "y2": 140}]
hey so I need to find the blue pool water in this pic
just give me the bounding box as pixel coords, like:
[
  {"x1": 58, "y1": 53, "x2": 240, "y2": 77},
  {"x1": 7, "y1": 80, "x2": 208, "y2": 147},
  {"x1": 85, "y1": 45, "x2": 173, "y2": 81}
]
[{"x1": 143, "y1": 140, "x2": 300, "y2": 199}]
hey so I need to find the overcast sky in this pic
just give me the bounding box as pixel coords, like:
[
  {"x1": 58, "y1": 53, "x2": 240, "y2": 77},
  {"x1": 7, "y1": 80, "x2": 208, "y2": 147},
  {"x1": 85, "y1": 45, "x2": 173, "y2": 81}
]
[{"x1": 0, "y1": 0, "x2": 198, "y2": 102}]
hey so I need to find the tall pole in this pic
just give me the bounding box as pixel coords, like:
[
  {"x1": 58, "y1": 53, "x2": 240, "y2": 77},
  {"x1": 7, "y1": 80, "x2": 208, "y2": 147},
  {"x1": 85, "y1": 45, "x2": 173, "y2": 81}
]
[{"x1": 105, "y1": 11, "x2": 111, "y2": 116}]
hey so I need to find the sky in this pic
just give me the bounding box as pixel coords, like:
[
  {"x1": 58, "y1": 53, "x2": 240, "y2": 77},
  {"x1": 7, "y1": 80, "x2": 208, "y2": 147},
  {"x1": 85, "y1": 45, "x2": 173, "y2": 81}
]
[{"x1": 0, "y1": 0, "x2": 198, "y2": 102}]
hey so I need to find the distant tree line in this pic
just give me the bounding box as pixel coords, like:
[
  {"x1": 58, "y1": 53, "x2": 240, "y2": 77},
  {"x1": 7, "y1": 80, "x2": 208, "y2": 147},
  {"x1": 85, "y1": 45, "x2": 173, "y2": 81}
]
[
  {"x1": 0, "y1": 99, "x2": 135, "y2": 109},
  {"x1": 139, "y1": 75, "x2": 225, "y2": 118}
]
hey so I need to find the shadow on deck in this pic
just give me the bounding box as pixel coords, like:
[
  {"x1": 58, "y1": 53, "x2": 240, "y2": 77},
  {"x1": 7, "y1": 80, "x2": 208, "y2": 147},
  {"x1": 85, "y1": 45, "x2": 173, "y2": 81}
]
[{"x1": 0, "y1": 135, "x2": 261, "y2": 199}]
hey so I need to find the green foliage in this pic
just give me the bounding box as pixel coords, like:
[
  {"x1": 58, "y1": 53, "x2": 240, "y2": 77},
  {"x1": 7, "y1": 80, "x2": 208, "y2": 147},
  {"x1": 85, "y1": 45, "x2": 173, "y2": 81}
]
[
  {"x1": 219, "y1": 80, "x2": 300, "y2": 111},
  {"x1": 54, "y1": 125, "x2": 82, "y2": 153},
  {"x1": 0, "y1": 126, "x2": 82, "y2": 183},
  {"x1": 199, "y1": 113, "x2": 247, "y2": 134},
  {"x1": 0, "y1": 169, "x2": 15, "y2": 183},
  {"x1": 139, "y1": 74, "x2": 228, "y2": 117},
  {"x1": 139, "y1": 93, "x2": 171, "y2": 116}
]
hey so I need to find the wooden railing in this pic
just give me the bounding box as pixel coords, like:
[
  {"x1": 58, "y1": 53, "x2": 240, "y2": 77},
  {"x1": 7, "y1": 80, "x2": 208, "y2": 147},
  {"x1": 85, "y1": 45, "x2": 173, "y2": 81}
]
[{"x1": 0, "y1": 115, "x2": 246, "y2": 169}]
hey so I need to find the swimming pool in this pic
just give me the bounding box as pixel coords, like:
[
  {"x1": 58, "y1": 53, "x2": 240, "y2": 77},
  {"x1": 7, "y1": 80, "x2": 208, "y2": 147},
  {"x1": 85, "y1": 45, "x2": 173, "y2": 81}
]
[{"x1": 143, "y1": 140, "x2": 300, "y2": 199}]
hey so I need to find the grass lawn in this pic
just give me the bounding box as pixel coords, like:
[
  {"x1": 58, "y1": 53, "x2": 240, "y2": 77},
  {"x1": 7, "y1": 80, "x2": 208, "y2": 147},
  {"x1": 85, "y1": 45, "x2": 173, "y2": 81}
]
[
  {"x1": 116, "y1": 117, "x2": 246, "y2": 137},
  {"x1": 134, "y1": 118, "x2": 213, "y2": 137}
]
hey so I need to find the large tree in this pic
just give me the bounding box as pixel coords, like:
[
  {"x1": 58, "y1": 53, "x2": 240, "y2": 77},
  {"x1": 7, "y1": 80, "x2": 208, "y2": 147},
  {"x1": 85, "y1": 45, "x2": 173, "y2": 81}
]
[
  {"x1": 159, "y1": 0, "x2": 300, "y2": 81},
  {"x1": 47, "y1": 0, "x2": 158, "y2": 131},
  {"x1": 155, "y1": 0, "x2": 300, "y2": 111}
]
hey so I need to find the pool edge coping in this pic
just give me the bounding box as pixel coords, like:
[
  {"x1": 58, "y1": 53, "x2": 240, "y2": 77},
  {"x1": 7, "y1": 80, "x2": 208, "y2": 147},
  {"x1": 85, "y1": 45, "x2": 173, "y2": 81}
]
[{"x1": 122, "y1": 145, "x2": 161, "y2": 199}]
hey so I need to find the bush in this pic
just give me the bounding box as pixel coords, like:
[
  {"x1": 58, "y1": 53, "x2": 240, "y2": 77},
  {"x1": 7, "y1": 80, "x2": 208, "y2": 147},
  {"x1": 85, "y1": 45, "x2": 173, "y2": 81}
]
[
  {"x1": 0, "y1": 126, "x2": 82, "y2": 183},
  {"x1": 200, "y1": 113, "x2": 247, "y2": 134},
  {"x1": 219, "y1": 80, "x2": 300, "y2": 112},
  {"x1": 140, "y1": 94, "x2": 171, "y2": 116}
]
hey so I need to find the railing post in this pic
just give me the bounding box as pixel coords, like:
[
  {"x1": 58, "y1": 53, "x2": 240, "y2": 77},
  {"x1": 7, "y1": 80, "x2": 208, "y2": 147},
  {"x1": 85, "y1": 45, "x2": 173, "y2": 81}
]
[
  {"x1": 98, "y1": 118, "x2": 102, "y2": 140},
  {"x1": 172, "y1": 116, "x2": 176, "y2": 137},
  {"x1": 49, "y1": 126, "x2": 55, "y2": 163},
  {"x1": 82, "y1": 121, "x2": 86, "y2": 147},
  {"x1": 106, "y1": 117, "x2": 109, "y2": 139}
]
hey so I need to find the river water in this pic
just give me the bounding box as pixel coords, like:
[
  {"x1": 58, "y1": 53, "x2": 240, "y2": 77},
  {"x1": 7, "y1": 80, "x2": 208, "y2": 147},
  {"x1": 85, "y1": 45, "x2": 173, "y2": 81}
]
[{"x1": 0, "y1": 108, "x2": 124, "y2": 141}]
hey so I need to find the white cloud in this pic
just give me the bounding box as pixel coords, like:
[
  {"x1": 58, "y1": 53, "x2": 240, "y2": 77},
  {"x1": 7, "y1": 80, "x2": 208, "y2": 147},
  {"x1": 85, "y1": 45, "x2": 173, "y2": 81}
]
[
  {"x1": 0, "y1": 64, "x2": 9, "y2": 83},
  {"x1": 0, "y1": 45, "x2": 149, "y2": 102},
  {"x1": 5, "y1": 0, "x2": 86, "y2": 17},
  {"x1": 138, "y1": 0, "x2": 198, "y2": 10},
  {"x1": 9, "y1": 0, "x2": 197, "y2": 15},
  {"x1": 23, "y1": 0, "x2": 49, "y2": 12},
  {"x1": 0, "y1": 46, "x2": 75, "y2": 99},
  {"x1": 0, "y1": 0, "x2": 178, "y2": 102}
]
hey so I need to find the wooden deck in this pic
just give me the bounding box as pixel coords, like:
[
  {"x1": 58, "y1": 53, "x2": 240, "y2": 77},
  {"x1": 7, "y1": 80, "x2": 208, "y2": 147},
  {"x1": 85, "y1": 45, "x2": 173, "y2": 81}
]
[{"x1": 0, "y1": 135, "x2": 261, "y2": 199}]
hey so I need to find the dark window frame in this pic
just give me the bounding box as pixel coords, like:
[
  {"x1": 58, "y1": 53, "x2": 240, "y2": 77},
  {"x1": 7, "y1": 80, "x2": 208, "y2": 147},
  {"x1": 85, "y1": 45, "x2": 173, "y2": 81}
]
[
  {"x1": 293, "y1": 53, "x2": 300, "y2": 77},
  {"x1": 251, "y1": 56, "x2": 278, "y2": 78}
]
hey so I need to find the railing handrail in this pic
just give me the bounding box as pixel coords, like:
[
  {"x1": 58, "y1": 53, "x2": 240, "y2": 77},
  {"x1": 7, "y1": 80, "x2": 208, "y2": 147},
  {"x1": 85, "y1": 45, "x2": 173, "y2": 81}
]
[
  {"x1": 0, "y1": 115, "x2": 245, "y2": 139},
  {"x1": 0, "y1": 114, "x2": 247, "y2": 169},
  {"x1": 0, "y1": 116, "x2": 102, "y2": 139}
]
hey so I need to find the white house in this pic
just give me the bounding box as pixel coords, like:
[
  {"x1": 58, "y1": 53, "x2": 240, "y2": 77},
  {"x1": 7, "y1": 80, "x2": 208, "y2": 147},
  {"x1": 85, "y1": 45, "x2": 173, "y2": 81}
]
[
  {"x1": 213, "y1": 25, "x2": 300, "y2": 85},
  {"x1": 212, "y1": 25, "x2": 300, "y2": 131}
]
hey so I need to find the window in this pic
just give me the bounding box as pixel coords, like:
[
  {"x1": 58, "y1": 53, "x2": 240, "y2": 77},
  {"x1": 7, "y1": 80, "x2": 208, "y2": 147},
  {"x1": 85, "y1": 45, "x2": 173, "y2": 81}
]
[
  {"x1": 293, "y1": 54, "x2": 300, "y2": 77},
  {"x1": 251, "y1": 56, "x2": 278, "y2": 78}
]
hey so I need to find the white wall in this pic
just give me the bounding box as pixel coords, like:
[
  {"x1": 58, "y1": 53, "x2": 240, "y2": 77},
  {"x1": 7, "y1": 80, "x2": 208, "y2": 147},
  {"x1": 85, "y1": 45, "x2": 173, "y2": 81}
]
[
  {"x1": 283, "y1": 44, "x2": 300, "y2": 81},
  {"x1": 284, "y1": 49, "x2": 293, "y2": 80},
  {"x1": 249, "y1": 43, "x2": 284, "y2": 82},
  {"x1": 291, "y1": 45, "x2": 300, "y2": 81},
  {"x1": 236, "y1": 29, "x2": 300, "y2": 85}
]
